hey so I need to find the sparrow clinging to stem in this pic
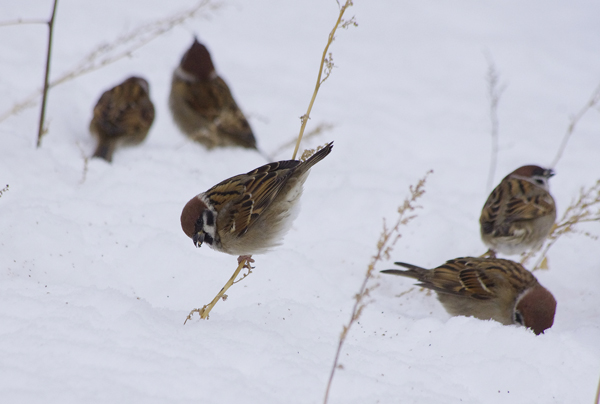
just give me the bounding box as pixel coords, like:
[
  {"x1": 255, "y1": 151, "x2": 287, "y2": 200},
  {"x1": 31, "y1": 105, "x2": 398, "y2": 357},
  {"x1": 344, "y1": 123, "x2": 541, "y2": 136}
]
[{"x1": 181, "y1": 142, "x2": 333, "y2": 320}]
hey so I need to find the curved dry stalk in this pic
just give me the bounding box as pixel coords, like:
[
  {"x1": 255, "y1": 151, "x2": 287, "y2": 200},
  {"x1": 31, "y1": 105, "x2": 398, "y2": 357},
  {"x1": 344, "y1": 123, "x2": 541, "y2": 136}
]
[
  {"x1": 0, "y1": 0, "x2": 220, "y2": 125},
  {"x1": 0, "y1": 18, "x2": 47, "y2": 26},
  {"x1": 323, "y1": 170, "x2": 432, "y2": 404},
  {"x1": 484, "y1": 54, "x2": 506, "y2": 192},
  {"x1": 268, "y1": 122, "x2": 334, "y2": 160},
  {"x1": 550, "y1": 83, "x2": 600, "y2": 169},
  {"x1": 184, "y1": 257, "x2": 254, "y2": 323},
  {"x1": 522, "y1": 179, "x2": 600, "y2": 270},
  {"x1": 37, "y1": 0, "x2": 58, "y2": 148},
  {"x1": 0, "y1": 184, "x2": 9, "y2": 199},
  {"x1": 291, "y1": 0, "x2": 356, "y2": 160}
]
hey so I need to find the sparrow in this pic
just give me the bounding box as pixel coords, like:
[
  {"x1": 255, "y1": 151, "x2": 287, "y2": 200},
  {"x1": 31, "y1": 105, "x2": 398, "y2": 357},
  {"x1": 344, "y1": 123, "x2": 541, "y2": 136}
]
[
  {"x1": 90, "y1": 76, "x2": 155, "y2": 162},
  {"x1": 181, "y1": 142, "x2": 333, "y2": 258},
  {"x1": 480, "y1": 165, "x2": 556, "y2": 256},
  {"x1": 169, "y1": 38, "x2": 257, "y2": 150},
  {"x1": 381, "y1": 257, "x2": 556, "y2": 335}
]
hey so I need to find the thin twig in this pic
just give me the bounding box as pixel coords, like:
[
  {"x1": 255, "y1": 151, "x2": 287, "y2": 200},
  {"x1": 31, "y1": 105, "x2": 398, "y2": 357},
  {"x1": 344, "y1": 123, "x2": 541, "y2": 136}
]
[
  {"x1": 0, "y1": 18, "x2": 47, "y2": 26},
  {"x1": 291, "y1": 0, "x2": 356, "y2": 160},
  {"x1": 484, "y1": 54, "x2": 506, "y2": 192},
  {"x1": 550, "y1": 83, "x2": 600, "y2": 169},
  {"x1": 323, "y1": 171, "x2": 432, "y2": 404},
  {"x1": 36, "y1": 0, "x2": 58, "y2": 148},
  {"x1": 0, "y1": 184, "x2": 9, "y2": 199},
  {"x1": 0, "y1": 0, "x2": 219, "y2": 124},
  {"x1": 594, "y1": 372, "x2": 600, "y2": 404},
  {"x1": 522, "y1": 179, "x2": 600, "y2": 270},
  {"x1": 184, "y1": 257, "x2": 254, "y2": 323},
  {"x1": 268, "y1": 122, "x2": 333, "y2": 160}
]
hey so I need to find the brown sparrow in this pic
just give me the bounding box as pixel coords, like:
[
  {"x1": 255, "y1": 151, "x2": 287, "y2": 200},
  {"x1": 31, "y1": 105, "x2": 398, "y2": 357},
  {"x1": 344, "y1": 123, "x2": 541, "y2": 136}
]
[
  {"x1": 90, "y1": 76, "x2": 155, "y2": 162},
  {"x1": 169, "y1": 38, "x2": 257, "y2": 150},
  {"x1": 381, "y1": 257, "x2": 556, "y2": 335},
  {"x1": 480, "y1": 165, "x2": 556, "y2": 256},
  {"x1": 181, "y1": 142, "x2": 333, "y2": 258}
]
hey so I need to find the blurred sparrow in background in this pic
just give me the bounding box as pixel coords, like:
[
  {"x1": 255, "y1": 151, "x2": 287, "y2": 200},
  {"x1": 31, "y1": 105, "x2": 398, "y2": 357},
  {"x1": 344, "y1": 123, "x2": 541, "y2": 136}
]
[
  {"x1": 480, "y1": 165, "x2": 556, "y2": 256},
  {"x1": 90, "y1": 76, "x2": 155, "y2": 163},
  {"x1": 169, "y1": 38, "x2": 257, "y2": 150},
  {"x1": 381, "y1": 256, "x2": 556, "y2": 335}
]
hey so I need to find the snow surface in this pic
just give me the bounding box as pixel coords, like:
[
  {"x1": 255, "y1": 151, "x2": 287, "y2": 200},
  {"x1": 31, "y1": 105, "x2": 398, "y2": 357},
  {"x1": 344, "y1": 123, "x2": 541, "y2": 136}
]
[{"x1": 1, "y1": 0, "x2": 600, "y2": 403}]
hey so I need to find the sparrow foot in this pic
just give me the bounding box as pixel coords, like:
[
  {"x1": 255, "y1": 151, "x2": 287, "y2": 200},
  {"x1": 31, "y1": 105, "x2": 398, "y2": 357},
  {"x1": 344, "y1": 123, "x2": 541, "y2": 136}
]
[{"x1": 479, "y1": 249, "x2": 497, "y2": 258}]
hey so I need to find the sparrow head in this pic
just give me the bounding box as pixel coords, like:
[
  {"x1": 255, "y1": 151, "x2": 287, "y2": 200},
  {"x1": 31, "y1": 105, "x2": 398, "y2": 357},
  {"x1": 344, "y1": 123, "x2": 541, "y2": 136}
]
[
  {"x1": 514, "y1": 284, "x2": 557, "y2": 335},
  {"x1": 180, "y1": 195, "x2": 217, "y2": 248},
  {"x1": 123, "y1": 76, "x2": 150, "y2": 95},
  {"x1": 509, "y1": 165, "x2": 555, "y2": 190},
  {"x1": 179, "y1": 38, "x2": 216, "y2": 81}
]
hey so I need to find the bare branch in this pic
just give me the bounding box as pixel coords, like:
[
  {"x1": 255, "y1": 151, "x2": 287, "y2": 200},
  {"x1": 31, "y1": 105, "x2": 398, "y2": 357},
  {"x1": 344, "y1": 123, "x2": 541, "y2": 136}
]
[
  {"x1": 522, "y1": 179, "x2": 600, "y2": 270},
  {"x1": 323, "y1": 170, "x2": 432, "y2": 404},
  {"x1": 37, "y1": 0, "x2": 58, "y2": 148},
  {"x1": 550, "y1": 83, "x2": 600, "y2": 169},
  {"x1": 291, "y1": 0, "x2": 357, "y2": 160},
  {"x1": 484, "y1": 54, "x2": 506, "y2": 192},
  {"x1": 0, "y1": 0, "x2": 220, "y2": 125}
]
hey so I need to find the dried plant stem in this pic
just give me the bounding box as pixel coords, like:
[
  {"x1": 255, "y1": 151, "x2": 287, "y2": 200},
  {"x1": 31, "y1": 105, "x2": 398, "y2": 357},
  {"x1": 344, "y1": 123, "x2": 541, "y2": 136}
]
[
  {"x1": 0, "y1": 184, "x2": 9, "y2": 198},
  {"x1": 323, "y1": 170, "x2": 432, "y2": 404},
  {"x1": 522, "y1": 179, "x2": 600, "y2": 270},
  {"x1": 269, "y1": 122, "x2": 333, "y2": 160},
  {"x1": 36, "y1": 0, "x2": 58, "y2": 148},
  {"x1": 0, "y1": 0, "x2": 218, "y2": 124},
  {"x1": 484, "y1": 55, "x2": 506, "y2": 192},
  {"x1": 0, "y1": 19, "x2": 47, "y2": 26},
  {"x1": 291, "y1": 0, "x2": 356, "y2": 160},
  {"x1": 184, "y1": 257, "x2": 253, "y2": 323},
  {"x1": 594, "y1": 373, "x2": 600, "y2": 404},
  {"x1": 550, "y1": 83, "x2": 600, "y2": 169}
]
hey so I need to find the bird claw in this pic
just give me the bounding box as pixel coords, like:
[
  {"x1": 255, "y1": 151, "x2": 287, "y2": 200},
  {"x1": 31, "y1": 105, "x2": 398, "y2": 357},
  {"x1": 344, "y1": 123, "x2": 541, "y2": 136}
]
[{"x1": 237, "y1": 255, "x2": 255, "y2": 269}]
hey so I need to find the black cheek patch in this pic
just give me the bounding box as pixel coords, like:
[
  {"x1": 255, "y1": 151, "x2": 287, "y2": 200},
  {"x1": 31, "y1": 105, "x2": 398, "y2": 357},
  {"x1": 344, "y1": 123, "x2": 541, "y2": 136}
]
[{"x1": 205, "y1": 211, "x2": 215, "y2": 227}]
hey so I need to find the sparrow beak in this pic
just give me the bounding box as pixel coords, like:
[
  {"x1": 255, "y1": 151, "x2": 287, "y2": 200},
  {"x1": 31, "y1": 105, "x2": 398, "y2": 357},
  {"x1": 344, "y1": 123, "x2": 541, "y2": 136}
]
[
  {"x1": 545, "y1": 168, "x2": 555, "y2": 178},
  {"x1": 192, "y1": 232, "x2": 205, "y2": 248}
]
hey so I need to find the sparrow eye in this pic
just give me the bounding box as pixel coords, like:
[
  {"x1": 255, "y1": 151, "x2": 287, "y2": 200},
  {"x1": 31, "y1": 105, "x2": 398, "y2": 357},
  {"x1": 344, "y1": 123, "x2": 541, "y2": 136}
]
[
  {"x1": 534, "y1": 178, "x2": 544, "y2": 185},
  {"x1": 514, "y1": 310, "x2": 524, "y2": 325}
]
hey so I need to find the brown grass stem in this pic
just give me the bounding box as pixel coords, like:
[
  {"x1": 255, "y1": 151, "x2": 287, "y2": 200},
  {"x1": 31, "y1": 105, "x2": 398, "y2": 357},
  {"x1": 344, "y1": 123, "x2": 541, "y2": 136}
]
[
  {"x1": 291, "y1": 0, "x2": 356, "y2": 160},
  {"x1": 36, "y1": 0, "x2": 58, "y2": 148},
  {"x1": 550, "y1": 83, "x2": 600, "y2": 169},
  {"x1": 323, "y1": 170, "x2": 432, "y2": 404}
]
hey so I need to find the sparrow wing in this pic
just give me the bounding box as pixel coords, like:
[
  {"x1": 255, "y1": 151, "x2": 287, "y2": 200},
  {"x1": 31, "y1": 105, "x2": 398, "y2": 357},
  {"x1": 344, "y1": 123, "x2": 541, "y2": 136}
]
[
  {"x1": 503, "y1": 179, "x2": 555, "y2": 222},
  {"x1": 425, "y1": 258, "x2": 497, "y2": 300},
  {"x1": 207, "y1": 160, "x2": 301, "y2": 237},
  {"x1": 481, "y1": 178, "x2": 555, "y2": 236}
]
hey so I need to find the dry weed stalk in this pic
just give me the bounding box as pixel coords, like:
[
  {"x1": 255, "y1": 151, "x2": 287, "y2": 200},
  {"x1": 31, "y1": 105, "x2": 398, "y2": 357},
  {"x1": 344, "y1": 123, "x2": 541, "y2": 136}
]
[
  {"x1": 323, "y1": 170, "x2": 432, "y2": 404},
  {"x1": 550, "y1": 83, "x2": 600, "y2": 169},
  {"x1": 0, "y1": 18, "x2": 47, "y2": 27},
  {"x1": 291, "y1": 0, "x2": 357, "y2": 159},
  {"x1": 37, "y1": 0, "x2": 58, "y2": 148},
  {"x1": 0, "y1": 0, "x2": 219, "y2": 125},
  {"x1": 268, "y1": 122, "x2": 334, "y2": 160},
  {"x1": 184, "y1": 257, "x2": 253, "y2": 323},
  {"x1": 0, "y1": 184, "x2": 9, "y2": 198},
  {"x1": 595, "y1": 373, "x2": 600, "y2": 404},
  {"x1": 521, "y1": 179, "x2": 600, "y2": 270},
  {"x1": 484, "y1": 55, "x2": 506, "y2": 192}
]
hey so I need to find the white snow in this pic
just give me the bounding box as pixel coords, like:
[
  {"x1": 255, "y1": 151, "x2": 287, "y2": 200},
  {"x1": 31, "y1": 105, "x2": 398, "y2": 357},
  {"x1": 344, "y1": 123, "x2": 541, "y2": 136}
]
[{"x1": 1, "y1": 0, "x2": 599, "y2": 403}]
